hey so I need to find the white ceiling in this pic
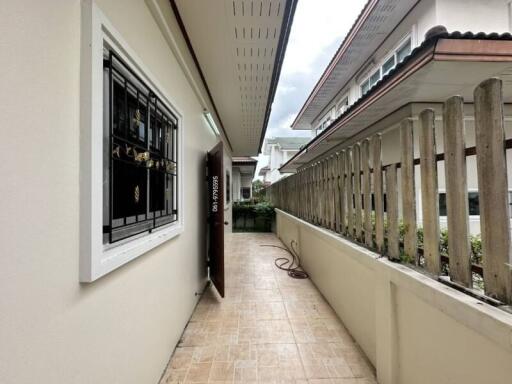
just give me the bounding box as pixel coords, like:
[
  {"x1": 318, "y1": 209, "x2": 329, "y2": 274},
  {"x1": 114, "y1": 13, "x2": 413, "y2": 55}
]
[
  {"x1": 234, "y1": 164, "x2": 257, "y2": 175},
  {"x1": 174, "y1": 0, "x2": 289, "y2": 156}
]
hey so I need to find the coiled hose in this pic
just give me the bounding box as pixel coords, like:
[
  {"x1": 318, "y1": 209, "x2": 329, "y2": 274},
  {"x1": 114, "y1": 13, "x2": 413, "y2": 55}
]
[{"x1": 260, "y1": 240, "x2": 309, "y2": 279}]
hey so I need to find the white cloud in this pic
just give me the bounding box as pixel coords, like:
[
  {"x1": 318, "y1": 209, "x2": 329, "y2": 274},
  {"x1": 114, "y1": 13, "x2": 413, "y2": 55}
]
[
  {"x1": 281, "y1": 0, "x2": 366, "y2": 76},
  {"x1": 255, "y1": 0, "x2": 368, "y2": 179},
  {"x1": 275, "y1": 84, "x2": 297, "y2": 96}
]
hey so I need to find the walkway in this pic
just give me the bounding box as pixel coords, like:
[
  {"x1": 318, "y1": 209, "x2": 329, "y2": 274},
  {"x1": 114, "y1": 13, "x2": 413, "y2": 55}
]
[{"x1": 160, "y1": 233, "x2": 377, "y2": 384}]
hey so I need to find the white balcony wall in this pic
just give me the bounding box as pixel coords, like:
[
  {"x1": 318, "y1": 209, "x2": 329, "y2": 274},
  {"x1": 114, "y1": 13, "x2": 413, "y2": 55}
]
[{"x1": 276, "y1": 210, "x2": 512, "y2": 384}]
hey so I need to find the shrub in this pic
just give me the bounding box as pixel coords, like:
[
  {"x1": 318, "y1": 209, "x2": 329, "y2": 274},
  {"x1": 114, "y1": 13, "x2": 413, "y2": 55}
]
[
  {"x1": 252, "y1": 201, "x2": 276, "y2": 218},
  {"x1": 232, "y1": 202, "x2": 275, "y2": 232}
]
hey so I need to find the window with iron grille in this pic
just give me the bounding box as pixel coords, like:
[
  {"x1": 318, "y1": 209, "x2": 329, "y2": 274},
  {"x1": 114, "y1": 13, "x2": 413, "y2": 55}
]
[{"x1": 102, "y1": 50, "x2": 178, "y2": 244}]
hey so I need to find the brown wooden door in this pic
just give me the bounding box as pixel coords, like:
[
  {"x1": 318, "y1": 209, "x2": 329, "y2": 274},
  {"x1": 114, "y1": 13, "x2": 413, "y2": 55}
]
[{"x1": 207, "y1": 141, "x2": 225, "y2": 297}]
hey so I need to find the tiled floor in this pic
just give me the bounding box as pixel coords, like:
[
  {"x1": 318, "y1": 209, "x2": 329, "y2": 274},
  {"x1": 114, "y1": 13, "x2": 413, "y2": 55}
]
[{"x1": 160, "y1": 233, "x2": 377, "y2": 384}]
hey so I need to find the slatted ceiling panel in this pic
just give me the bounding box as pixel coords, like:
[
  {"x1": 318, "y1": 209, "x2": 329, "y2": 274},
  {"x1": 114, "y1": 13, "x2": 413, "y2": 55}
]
[
  {"x1": 231, "y1": 0, "x2": 283, "y2": 149},
  {"x1": 174, "y1": 0, "x2": 287, "y2": 155}
]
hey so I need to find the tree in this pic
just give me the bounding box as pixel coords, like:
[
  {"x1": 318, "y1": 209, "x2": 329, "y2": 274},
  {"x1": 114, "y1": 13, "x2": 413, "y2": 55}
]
[{"x1": 252, "y1": 179, "x2": 266, "y2": 201}]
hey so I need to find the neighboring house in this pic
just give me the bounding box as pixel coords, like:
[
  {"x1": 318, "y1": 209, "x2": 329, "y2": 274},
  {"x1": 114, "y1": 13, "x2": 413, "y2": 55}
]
[
  {"x1": 281, "y1": 0, "x2": 512, "y2": 235},
  {"x1": 232, "y1": 157, "x2": 257, "y2": 202},
  {"x1": 258, "y1": 165, "x2": 271, "y2": 185},
  {"x1": 261, "y1": 136, "x2": 309, "y2": 183},
  {"x1": 0, "y1": 1, "x2": 296, "y2": 383},
  {"x1": 266, "y1": 2, "x2": 512, "y2": 381}
]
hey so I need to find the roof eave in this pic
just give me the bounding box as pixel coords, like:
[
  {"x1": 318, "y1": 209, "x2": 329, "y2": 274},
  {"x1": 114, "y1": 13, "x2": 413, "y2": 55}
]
[
  {"x1": 281, "y1": 32, "x2": 512, "y2": 173},
  {"x1": 257, "y1": 0, "x2": 299, "y2": 154},
  {"x1": 290, "y1": 0, "x2": 378, "y2": 129}
]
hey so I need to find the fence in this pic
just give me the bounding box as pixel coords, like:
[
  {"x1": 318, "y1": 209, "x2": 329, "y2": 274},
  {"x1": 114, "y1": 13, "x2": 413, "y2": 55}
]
[{"x1": 268, "y1": 78, "x2": 512, "y2": 305}]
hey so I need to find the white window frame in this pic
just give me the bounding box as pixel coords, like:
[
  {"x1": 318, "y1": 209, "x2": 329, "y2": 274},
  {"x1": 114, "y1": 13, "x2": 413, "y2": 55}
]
[
  {"x1": 335, "y1": 95, "x2": 349, "y2": 117},
  {"x1": 381, "y1": 51, "x2": 396, "y2": 77},
  {"x1": 359, "y1": 33, "x2": 412, "y2": 97},
  {"x1": 80, "y1": 1, "x2": 184, "y2": 282},
  {"x1": 315, "y1": 108, "x2": 335, "y2": 134},
  {"x1": 395, "y1": 35, "x2": 412, "y2": 64}
]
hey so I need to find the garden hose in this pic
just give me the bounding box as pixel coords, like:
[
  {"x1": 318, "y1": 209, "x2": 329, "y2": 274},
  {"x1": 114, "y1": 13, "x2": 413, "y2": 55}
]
[{"x1": 261, "y1": 240, "x2": 309, "y2": 279}]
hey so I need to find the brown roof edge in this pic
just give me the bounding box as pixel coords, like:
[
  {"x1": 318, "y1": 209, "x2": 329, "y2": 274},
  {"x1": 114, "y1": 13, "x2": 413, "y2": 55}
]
[
  {"x1": 169, "y1": 0, "x2": 234, "y2": 152},
  {"x1": 280, "y1": 31, "x2": 512, "y2": 172},
  {"x1": 258, "y1": 0, "x2": 299, "y2": 154}
]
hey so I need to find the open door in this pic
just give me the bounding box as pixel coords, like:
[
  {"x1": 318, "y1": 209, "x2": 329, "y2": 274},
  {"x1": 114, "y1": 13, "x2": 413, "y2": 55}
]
[{"x1": 207, "y1": 141, "x2": 225, "y2": 297}]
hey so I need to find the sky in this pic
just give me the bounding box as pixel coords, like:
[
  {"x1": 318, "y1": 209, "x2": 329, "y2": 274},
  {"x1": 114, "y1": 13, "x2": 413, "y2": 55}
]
[{"x1": 255, "y1": 0, "x2": 368, "y2": 178}]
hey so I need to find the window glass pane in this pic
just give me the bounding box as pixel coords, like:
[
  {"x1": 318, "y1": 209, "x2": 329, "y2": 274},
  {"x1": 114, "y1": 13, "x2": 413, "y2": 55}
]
[
  {"x1": 439, "y1": 193, "x2": 447, "y2": 216},
  {"x1": 127, "y1": 87, "x2": 144, "y2": 143},
  {"x1": 361, "y1": 80, "x2": 370, "y2": 95},
  {"x1": 112, "y1": 160, "x2": 147, "y2": 220},
  {"x1": 369, "y1": 69, "x2": 381, "y2": 87},
  {"x1": 105, "y1": 51, "x2": 179, "y2": 243},
  {"x1": 336, "y1": 97, "x2": 349, "y2": 116},
  {"x1": 112, "y1": 78, "x2": 126, "y2": 135},
  {"x1": 382, "y1": 55, "x2": 396, "y2": 75},
  {"x1": 468, "y1": 192, "x2": 480, "y2": 215},
  {"x1": 150, "y1": 171, "x2": 166, "y2": 213},
  {"x1": 241, "y1": 187, "x2": 251, "y2": 199},
  {"x1": 397, "y1": 38, "x2": 412, "y2": 63}
]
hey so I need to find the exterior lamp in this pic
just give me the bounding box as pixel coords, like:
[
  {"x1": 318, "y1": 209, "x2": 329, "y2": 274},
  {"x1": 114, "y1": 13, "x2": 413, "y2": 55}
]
[{"x1": 204, "y1": 111, "x2": 220, "y2": 136}]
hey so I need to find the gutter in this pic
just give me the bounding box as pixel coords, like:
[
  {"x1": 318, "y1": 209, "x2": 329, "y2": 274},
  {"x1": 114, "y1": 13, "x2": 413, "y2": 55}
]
[{"x1": 258, "y1": 0, "x2": 299, "y2": 154}]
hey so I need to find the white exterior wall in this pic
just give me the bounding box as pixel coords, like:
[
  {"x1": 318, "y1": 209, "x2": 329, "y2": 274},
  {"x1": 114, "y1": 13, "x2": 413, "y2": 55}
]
[
  {"x1": 263, "y1": 169, "x2": 272, "y2": 184},
  {"x1": 232, "y1": 169, "x2": 253, "y2": 201},
  {"x1": 0, "y1": 1, "x2": 226, "y2": 383},
  {"x1": 436, "y1": 0, "x2": 511, "y2": 33},
  {"x1": 241, "y1": 174, "x2": 253, "y2": 200},
  {"x1": 267, "y1": 147, "x2": 299, "y2": 184},
  {"x1": 232, "y1": 167, "x2": 241, "y2": 202}
]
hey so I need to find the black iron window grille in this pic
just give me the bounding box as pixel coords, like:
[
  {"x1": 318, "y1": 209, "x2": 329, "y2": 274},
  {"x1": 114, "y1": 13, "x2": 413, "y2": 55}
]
[{"x1": 103, "y1": 49, "x2": 178, "y2": 244}]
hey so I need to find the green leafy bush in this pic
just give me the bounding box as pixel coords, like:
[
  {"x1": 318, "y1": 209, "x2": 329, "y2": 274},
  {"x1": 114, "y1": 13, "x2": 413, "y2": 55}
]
[
  {"x1": 252, "y1": 202, "x2": 276, "y2": 218},
  {"x1": 233, "y1": 202, "x2": 275, "y2": 232}
]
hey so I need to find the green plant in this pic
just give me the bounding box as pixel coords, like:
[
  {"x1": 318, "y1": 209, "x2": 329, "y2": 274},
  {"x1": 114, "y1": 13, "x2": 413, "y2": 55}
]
[
  {"x1": 440, "y1": 228, "x2": 449, "y2": 256},
  {"x1": 253, "y1": 202, "x2": 276, "y2": 218},
  {"x1": 416, "y1": 227, "x2": 424, "y2": 249},
  {"x1": 470, "y1": 234, "x2": 482, "y2": 265},
  {"x1": 252, "y1": 180, "x2": 266, "y2": 202},
  {"x1": 232, "y1": 202, "x2": 275, "y2": 232}
]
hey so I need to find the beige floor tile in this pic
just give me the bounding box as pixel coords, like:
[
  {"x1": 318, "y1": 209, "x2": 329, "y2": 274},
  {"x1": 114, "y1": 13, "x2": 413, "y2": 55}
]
[
  {"x1": 234, "y1": 365, "x2": 258, "y2": 382},
  {"x1": 209, "y1": 361, "x2": 235, "y2": 381},
  {"x1": 298, "y1": 344, "x2": 354, "y2": 379},
  {"x1": 160, "y1": 233, "x2": 377, "y2": 384},
  {"x1": 162, "y1": 367, "x2": 188, "y2": 384}
]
